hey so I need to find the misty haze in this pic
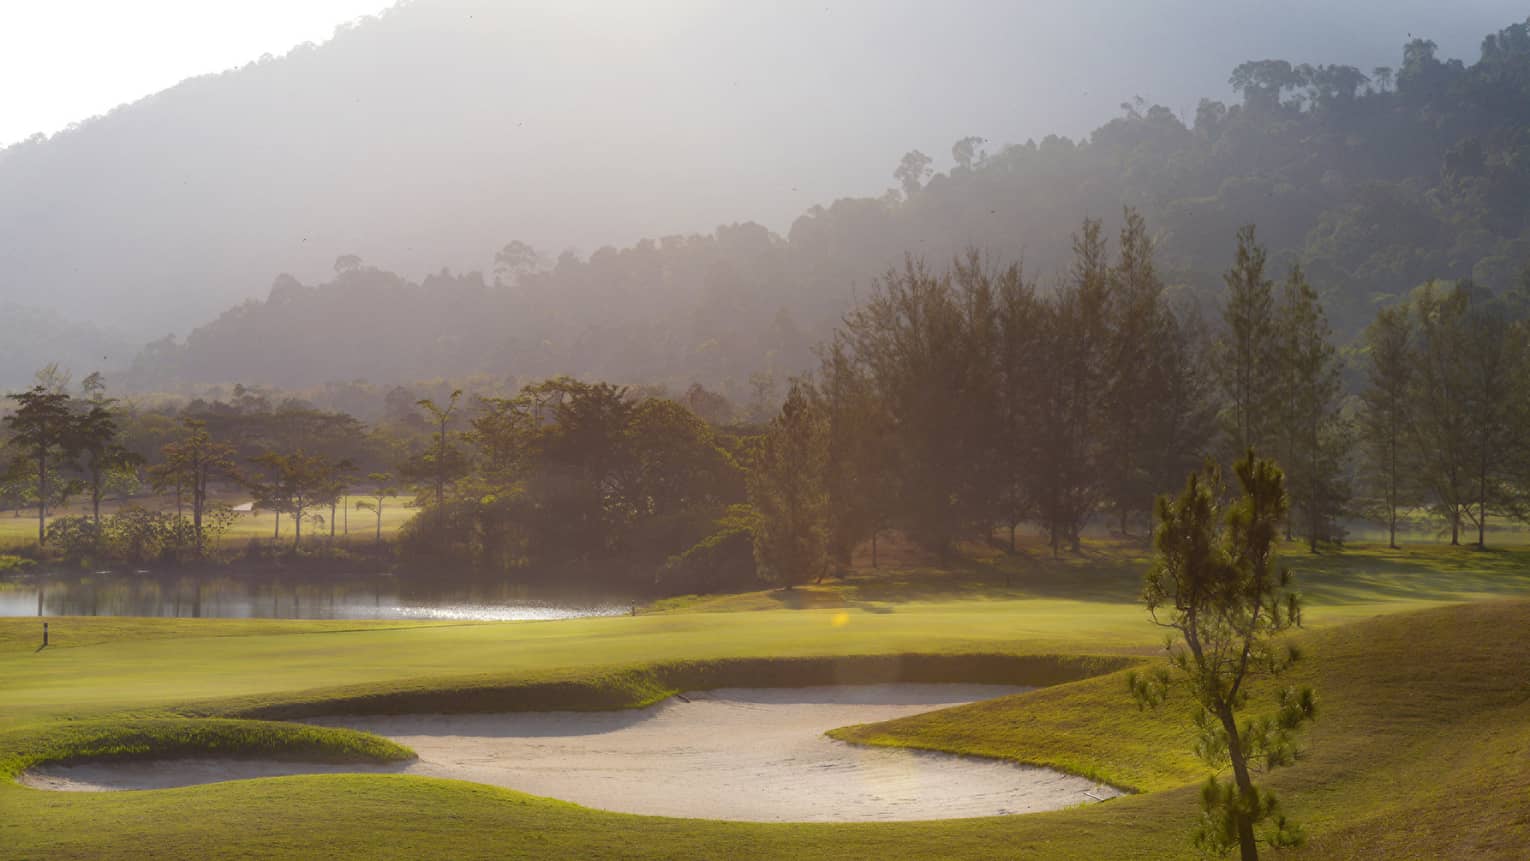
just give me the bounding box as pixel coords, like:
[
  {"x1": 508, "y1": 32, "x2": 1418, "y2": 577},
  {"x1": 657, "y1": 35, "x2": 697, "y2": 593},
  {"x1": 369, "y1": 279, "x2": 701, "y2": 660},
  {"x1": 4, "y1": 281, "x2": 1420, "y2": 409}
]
[{"x1": 4, "y1": 2, "x2": 1530, "y2": 859}]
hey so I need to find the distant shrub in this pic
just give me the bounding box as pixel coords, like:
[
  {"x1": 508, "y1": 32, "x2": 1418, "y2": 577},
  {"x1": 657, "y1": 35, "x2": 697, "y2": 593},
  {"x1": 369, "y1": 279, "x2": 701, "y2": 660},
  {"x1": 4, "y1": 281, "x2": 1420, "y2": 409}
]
[{"x1": 43, "y1": 517, "x2": 103, "y2": 567}]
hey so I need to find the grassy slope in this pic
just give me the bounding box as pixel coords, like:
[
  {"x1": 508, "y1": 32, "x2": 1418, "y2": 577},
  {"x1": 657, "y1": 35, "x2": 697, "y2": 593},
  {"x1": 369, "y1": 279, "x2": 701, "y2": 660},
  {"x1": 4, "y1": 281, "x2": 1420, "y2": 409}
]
[{"x1": 1, "y1": 542, "x2": 1528, "y2": 859}]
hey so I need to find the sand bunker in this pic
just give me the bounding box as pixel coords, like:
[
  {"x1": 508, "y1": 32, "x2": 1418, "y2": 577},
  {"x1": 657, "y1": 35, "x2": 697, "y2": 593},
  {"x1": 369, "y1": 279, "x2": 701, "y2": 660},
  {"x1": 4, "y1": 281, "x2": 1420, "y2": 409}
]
[{"x1": 21, "y1": 684, "x2": 1121, "y2": 821}]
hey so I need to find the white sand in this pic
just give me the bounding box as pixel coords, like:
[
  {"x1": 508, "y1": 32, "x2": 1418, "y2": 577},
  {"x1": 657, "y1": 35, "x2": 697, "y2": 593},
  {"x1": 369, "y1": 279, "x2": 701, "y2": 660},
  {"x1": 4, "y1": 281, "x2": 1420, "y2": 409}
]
[{"x1": 21, "y1": 684, "x2": 1122, "y2": 821}]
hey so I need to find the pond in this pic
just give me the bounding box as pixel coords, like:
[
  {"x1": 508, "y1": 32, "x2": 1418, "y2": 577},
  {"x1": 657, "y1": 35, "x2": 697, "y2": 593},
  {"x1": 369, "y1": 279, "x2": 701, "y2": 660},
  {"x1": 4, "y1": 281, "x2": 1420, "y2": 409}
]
[{"x1": 0, "y1": 571, "x2": 633, "y2": 621}]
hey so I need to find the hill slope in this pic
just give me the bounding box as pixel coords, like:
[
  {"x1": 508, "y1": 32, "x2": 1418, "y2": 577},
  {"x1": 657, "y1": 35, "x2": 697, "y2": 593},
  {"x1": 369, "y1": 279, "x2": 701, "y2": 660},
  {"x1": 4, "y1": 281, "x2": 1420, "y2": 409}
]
[{"x1": 121, "y1": 15, "x2": 1530, "y2": 391}]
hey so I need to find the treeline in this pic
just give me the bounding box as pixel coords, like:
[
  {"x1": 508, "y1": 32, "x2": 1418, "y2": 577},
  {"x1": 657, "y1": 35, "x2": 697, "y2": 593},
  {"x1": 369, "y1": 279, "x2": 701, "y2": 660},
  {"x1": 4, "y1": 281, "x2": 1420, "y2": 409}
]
[
  {"x1": 746, "y1": 213, "x2": 1530, "y2": 586},
  {"x1": 1, "y1": 374, "x2": 389, "y2": 565},
  {"x1": 124, "y1": 229, "x2": 818, "y2": 397},
  {"x1": 0, "y1": 366, "x2": 760, "y2": 586},
  {"x1": 9, "y1": 212, "x2": 1530, "y2": 587},
  {"x1": 1355, "y1": 282, "x2": 1530, "y2": 548},
  {"x1": 118, "y1": 17, "x2": 1530, "y2": 395}
]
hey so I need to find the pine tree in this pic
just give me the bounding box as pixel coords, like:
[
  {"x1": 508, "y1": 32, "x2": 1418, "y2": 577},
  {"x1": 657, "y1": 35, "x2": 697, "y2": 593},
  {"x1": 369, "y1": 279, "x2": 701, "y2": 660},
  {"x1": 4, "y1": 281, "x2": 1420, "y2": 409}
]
[
  {"x1": 1131, "y1": 452, "x2": 1317, "y2": 861},
  {"x1": 1216, "y1": 226, "x2": 1280, "y2": 457},
  {"x1": 993, "y1": 257, "x2": 1042, "y2": 553},
  {"x1": 1273, "y1": 265, "x2": 1349, "y2": 550},
  {"x1": 1030, "y1": 220, "x2": 1111, "y2": 554},
  {"x1": 1408, "y1": 283, "x2": 1474, "y2": 545},
  {"x1": 817, "y1": 337, "x2": 894, "y2": 571},
  {"x1": 1357, "y1": 305, "x2": 1414, "y2": 548},
  {"x1": 747, "y1": 382, "x2": 829, "y2": 587},
  {"x1": 1101, "y1": 209, "x2": 1164, "y2": 535},
  {"x1": 1455, "y1": 286, "x2": 1524, "y2": 548},
  {"x1": 2, "y1": 386, "x2": 77, "y2": 545}
]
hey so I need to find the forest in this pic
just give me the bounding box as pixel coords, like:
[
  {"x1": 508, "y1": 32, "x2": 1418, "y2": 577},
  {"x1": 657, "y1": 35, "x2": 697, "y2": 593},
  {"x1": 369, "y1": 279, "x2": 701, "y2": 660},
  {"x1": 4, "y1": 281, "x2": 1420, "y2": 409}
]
[
  {"x1": 111, "y1": 16, "x2": 1530, "y2": 399},
  {"x1": 8, "y1": 210, "x2": 1530, "y2": 595}
]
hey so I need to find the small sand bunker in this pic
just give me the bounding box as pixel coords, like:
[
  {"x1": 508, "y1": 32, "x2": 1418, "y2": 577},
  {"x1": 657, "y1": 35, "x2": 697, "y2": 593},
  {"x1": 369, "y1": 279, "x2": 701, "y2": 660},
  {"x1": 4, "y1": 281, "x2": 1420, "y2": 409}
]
[{"x1": 22, "y1": 684, "x2": 1122, "y2": 821}]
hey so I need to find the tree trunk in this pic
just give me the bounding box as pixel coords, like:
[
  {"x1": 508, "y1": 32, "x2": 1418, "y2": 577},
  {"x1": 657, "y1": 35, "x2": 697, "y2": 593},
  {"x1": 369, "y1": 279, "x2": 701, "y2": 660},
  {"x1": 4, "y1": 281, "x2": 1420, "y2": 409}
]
[
  {"x1": 1387, "y1": 440, "x2": 1399, "y2": 550},
  {"x1": 870, "y1": 530, "x2": 877, "y2": 568},
  {"x1": 1476, "y1": 469, "x2": 1488, "y2": 549},
  {"x1": 1218, "y1": 705, "x2": 1261, "y2": 861},
  {"x1": 192, "y1": 468, "x2": 205, "y2": 558},
  {"x1": 36, "y1": 448, "x2": 46, "y2": 546}
]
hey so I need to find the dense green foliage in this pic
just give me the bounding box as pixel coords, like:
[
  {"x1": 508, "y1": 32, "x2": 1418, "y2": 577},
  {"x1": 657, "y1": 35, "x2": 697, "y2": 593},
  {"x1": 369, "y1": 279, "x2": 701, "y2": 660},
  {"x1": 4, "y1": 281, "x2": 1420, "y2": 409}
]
[{"x1": 394, "y1": 377, "x2": 748, "y2": 583}]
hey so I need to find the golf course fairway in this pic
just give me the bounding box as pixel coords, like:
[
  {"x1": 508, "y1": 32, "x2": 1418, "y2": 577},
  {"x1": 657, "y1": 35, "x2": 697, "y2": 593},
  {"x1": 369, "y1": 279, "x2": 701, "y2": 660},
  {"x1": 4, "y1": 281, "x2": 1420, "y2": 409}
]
[{"x1": 2, "y1": 545, "x2": 1528, "y2": 859}]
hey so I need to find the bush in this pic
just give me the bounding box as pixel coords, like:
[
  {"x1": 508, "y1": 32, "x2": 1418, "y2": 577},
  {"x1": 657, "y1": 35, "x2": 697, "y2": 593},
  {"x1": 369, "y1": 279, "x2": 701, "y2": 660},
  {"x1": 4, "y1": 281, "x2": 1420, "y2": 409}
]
[
  {"x1": 101, "y1": 507, "x2": 185, "y2": 565},
  {"x1": 43, "y1": 517, "x2": 102, "y2": 567}
]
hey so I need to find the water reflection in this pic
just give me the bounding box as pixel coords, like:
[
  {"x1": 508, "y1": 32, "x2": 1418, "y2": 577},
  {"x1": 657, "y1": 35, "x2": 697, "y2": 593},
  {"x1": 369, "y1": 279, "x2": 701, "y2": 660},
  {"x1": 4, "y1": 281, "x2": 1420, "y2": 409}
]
[{"x1": 0, "y1": 573, "x2": 630, "y2": 621}]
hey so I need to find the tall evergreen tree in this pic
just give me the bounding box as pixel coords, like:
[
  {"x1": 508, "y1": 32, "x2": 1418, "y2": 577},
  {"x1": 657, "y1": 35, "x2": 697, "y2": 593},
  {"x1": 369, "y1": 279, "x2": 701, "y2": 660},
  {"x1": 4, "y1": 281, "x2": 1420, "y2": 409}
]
[
  {"x1": 817, "y1": 337, "x2": 894, "y2": 570},
  {"x1": 1357, "y1": 305, "x2": 1415, "y2": 548},
  {"x1": 3, "y1": 386, "x2": 77, "y2": 545},
  {"x1": 1100, "y1": 208, "x2": 1209, "y2": 534},
  {"x1": 1455, "y1": 286, "x2": 1524, "y2": 548},
  {"x1": 841, "y1": 257, "x2": 992, "y2": 554},
  {"x1": 1273, "y1": 265, "x2": 1350, "y2": 550},
  {"x1": 747, "y1": 382, "x2": 829, "y2": 587},
  {"x1": 1408, "y1": 283, "x2": 1475, "y2": 545},
  {"x1": 1030, "y1": 220, "x2": 1111, "y2": 554},
  {"x1": 993, "y1": 257, "x2": 1042, "y2": 553},
  {"x1": 1139, "y1": 303, "x2": 1217, "y2": 525},
  {"x1": 1216, "y1": 226, "x2": 1280, "y2": 457}
]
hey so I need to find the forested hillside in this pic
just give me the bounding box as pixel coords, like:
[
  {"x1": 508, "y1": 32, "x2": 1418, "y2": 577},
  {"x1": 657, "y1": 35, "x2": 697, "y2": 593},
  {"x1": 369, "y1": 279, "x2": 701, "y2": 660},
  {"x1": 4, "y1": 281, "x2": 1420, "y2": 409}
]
[{"x1": 121, "y1": 16, "x2": 1530, "y2": 392}]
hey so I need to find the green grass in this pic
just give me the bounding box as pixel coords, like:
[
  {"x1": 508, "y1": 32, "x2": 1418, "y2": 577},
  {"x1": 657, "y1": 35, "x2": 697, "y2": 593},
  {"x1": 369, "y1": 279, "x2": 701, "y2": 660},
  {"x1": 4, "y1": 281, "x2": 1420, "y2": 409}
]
[
  {"x1": 0, "y1": 718, "x2": 413, "y2": 780},
  {"x1": 658, "y1": 537, "x2": 1530, "y2": 625},
  {"x1": 0, "y1": 494, "x2": 417, "y2": 552},
  {"x1": 2, "y1": 539, "x2": 1529, "y2": 858}
]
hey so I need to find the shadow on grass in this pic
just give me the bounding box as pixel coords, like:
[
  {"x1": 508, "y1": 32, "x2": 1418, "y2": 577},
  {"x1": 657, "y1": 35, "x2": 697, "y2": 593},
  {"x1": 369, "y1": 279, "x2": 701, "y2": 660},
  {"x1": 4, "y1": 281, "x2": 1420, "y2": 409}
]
[
  {"x1": 1290, "y1": 545, "x2": 1530, "y2": 606},
  {"x1": 748, "y1": 538, "x2": 1530, "y2": 613}
]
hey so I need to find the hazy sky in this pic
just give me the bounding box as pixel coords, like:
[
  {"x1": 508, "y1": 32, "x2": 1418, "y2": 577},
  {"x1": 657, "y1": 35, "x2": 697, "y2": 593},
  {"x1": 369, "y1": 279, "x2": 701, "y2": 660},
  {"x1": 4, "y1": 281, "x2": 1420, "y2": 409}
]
[
  {"x1": 3, "y1": 0, "x2": 1523, "y2": 150},
  {"x1": 0, "y1": 0, "x2": 387, "y2": 146}
]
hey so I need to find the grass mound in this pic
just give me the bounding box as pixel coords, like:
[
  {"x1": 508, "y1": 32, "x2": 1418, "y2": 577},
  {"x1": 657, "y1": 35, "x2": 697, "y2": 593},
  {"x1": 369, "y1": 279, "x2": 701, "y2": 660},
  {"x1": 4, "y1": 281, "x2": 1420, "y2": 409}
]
[{"x1": 1, "y1": 718, "x2": 413, "y2": 780}]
